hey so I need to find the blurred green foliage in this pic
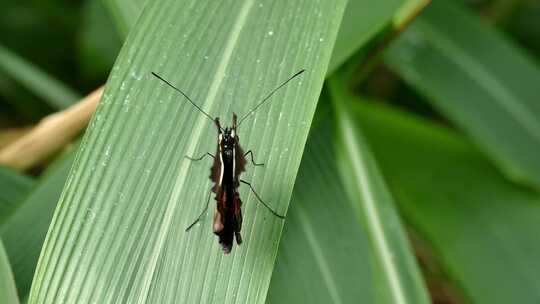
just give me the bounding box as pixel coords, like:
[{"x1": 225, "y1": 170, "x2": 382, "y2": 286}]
[
  {"x1": 0, "y1": 0, "x2": 539, "y2": 303},
  {"x1": 0, "y1": 0, "x2": 120, "y2": 121}
]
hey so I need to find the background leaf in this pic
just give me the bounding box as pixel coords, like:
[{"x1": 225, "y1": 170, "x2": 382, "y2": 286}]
[
  {"x1": 0, "y1": 44, "x2": 80, "y2": 110},
  {"x1": 28, "y1": 1, "x2": 347, "y2": 303},
  {"x1": 0, "y1": 166, "x2": 34, "y2": 224},
  {"x1": 355, "y1": 99, "x2": 540, "y2": 304},
  {"x1": 328, "y1": 79, "x2": 430, "y2": 304},
  {"x1": 1, "y1": 151, "x2": 75, "y2": 299},
  {"x1": 384, "y1": 0, "x2": 540, "y2": 188},
  {"x1": 78, "y1": 0, "x2": 122, "y2": 86},
  {"x1": 267, "y1": 116, "x2": 378, "y2": 304},
  {"x1": 0, "y1": 239, "x2": 19, "y2": 304}
]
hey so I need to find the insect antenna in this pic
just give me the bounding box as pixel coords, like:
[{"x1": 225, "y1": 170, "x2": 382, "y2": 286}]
[
  {"x1": 151, "y1": 72, "x2": 217, "y2": 125},
  {"x1": 237, "y1": 69, "x2": 305, "y2": 127}
]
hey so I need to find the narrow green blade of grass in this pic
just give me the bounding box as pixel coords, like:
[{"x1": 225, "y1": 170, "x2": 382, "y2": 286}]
[
  {"x1": 355, "y1": 100, "x2": 540, "y2": 304},
  {"x1": 28, "y1": 1, "x2": 347, "y2": 303},
  {"x1": 1, "y1": 151, "x2": 75, "y2": 299},
  {"x1": 0, "y1": 44, "x2": 80, "y2": 110},
  {"x1": 384, "y1": 0, "x2": 540, "y2": 188},
  {"x1": 0, "y1": 239, "x2": 19, "y2": 304},
  {"x1": 267, "y1": 116, "x2": 379, "y2": 303},
  {"x1": 0, "y1": 166, "x2": 34, "y2": 225},
  {"x1": 328, "y1": 79, "x2": 430, "y2": 304}
]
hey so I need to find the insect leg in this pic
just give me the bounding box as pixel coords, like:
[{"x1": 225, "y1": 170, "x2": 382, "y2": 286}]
[
  {"x1": 185, "y1": 192, "x2": 212, "y2": 231},
  {"x1": 240, "y1": 179, "x2": 285, "y2": 219},
  {"x1": 244, "y1": 150, "x2": 264, "y2": 166},
  {"x1": 185, "y1": 152, "x2": 215, "y2": 162}
]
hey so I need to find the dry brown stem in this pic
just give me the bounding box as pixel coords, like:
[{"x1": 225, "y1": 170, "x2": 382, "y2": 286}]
[{"x1": 0, "y1": 87, "x2": 103, "y2": 170}]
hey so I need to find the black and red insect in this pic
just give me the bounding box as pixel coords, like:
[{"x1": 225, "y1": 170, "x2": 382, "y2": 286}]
[{"x1": 151, "y1": 69, "x2": 305, "y2": 254}]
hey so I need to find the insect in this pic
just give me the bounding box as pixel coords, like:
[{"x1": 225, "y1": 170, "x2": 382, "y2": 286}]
[{"x1": 151, "y1": 69, "x2": 305, "y2": 254}]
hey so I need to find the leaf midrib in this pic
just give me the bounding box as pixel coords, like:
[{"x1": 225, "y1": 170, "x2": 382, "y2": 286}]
[{"x1": 338, "y1": 113, "x2": 408, "y2": 304}]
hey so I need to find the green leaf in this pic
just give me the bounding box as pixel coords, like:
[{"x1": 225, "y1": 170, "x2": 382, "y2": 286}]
[
  {"x1": 28, "y1": 1, "x2": 347, "y2": 303},
  {"x1": 267, "y1": 117, "x2": 379, "y2": 303},
  {"x1": 354, "y1": 100, "x2": 540, "y2": 304},
  {"x1": 1, "y1": 152, "x2": 75, "y2": 299},
  {"x1": 0, "y1": 166, "x2": 34, "y2": 225},
  {"x1": 327, "y1": 79, "x2": 430, "y2": 304},
  {"x1": 0, "y1": 239, "x2": 19, "y2": 304},
  {"x1": 104, "y1": 0, "x2": 407, "y2": 75},
  {"x1": 0, "y1": 44, "x2": 80, "y2": 110},
  {"x1": 384, "y1": 0, "x2": 540, "y2": 188}
]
